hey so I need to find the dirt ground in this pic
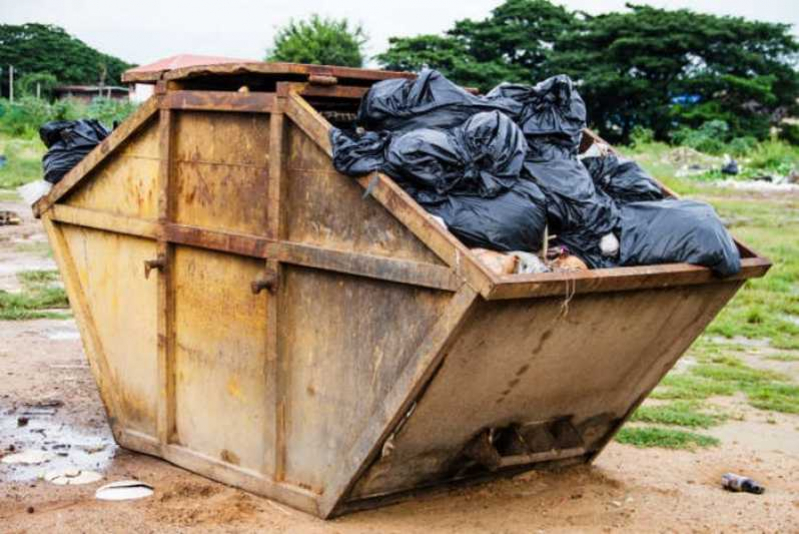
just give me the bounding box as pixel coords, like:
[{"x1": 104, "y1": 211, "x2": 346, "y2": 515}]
[{"x1": 2, "y1": 198, "x2": 799, "y2": 533}]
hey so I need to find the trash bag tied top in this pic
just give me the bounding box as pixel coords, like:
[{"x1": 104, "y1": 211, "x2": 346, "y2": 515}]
[
  {"x1": 488, "y1": 75, "x2": 586, "y2": 160},
  {"x1": 582, "y1": 153, "x2": 664, "y2": 204},
  {"x1": 40, "y1": 120, "x2": 110, "y2": 184},
  {"x1": 384, "y1": 111, "x2": 528, "y2": 201},
  {"x1": 357, "y1": 69, "x2": 513, "y2": 134}
]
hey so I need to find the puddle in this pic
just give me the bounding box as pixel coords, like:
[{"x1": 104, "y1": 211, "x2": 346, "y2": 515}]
[{"x1": 0, "y1": 404, "x2": 116, "y2": 483}]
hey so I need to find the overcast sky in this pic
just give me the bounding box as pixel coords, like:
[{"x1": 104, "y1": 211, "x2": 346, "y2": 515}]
[{"x1": 2, "y1": 0, "x2": 797, "y2": 67}]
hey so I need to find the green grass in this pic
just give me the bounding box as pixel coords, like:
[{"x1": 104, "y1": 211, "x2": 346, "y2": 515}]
[
  {"x1": 630, "y1": 401, "x2": 725, "y2": 428},
  {"x1": 616, "y1": 427, "x2": 719, "y2": 450},
  {"x1": 650, "y1": 374, "x2": 736, "y2": 400},
  {"x1": 746, "y1": 383, "x2": 799, "y2": 414},
  {"x1": 765, "y1": 354, "x2": 799, "y2": 362},
  {"x1": 13, "y1": 241, "x2": 52, "y2": 257},
  {"x1": 0, "y1": 134, "x2": 44, "y2": 189},
  {"x1": 0, "y1": 269, "x2": 69, "y2": 320}
]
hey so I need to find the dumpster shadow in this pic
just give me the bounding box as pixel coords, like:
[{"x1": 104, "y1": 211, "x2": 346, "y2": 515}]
[{"x1": 335, "y1": 464, "x2": 628, "y2": 530}]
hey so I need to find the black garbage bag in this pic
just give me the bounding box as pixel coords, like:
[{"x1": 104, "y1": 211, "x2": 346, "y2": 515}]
[
  {"x1": 357, "y1": 69, "x2": 513, "y2": 134},
  {"x1": 40, "y1": 119, "x2": 110, "y2": 184},
  {"x1": 582, "y1": 153, "x2": 664, "y2": 204},
  {"x1": 523, "y1": 157, "x2": 620, "y2": 268},
  {"x1": 332, "y1": 111, "x2": 528, "y2": 202},
  {"x1": 619, "y1": 199, "x2": 741, "y2": 276},
  {"x1": 422, "y1": 179, "x2": 548, "y2": 253},
  {"x1": 331, "y1": 129, "x2": 391, "y2": 176},
  {"x1": 383, "y1": 111, "x2": 527, "y2": 200},
  {"x1": 488, "y1": 75, "x2": 586, "y2": 157}
]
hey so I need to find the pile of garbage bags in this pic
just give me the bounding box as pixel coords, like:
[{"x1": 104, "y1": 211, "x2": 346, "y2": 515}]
[
  {"x1": 40, "y1": 120, "x2": 110, "y2": 184},
  {"x1": 334, "y1": 69, "x2": 741, "y2": 276}
]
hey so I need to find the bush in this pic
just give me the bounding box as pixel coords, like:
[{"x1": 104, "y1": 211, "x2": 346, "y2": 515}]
[
  {"x1": 0, "y1": 97, "x2": 137, "y2": 139},
  {"x1": 779, "y1": 123, "x2": 799, "y2": 146},
  {"x1": 630, "y1": 126, "x2": 655, "y2": 148},
  {"x1": 727, "y1": 136, "x2": 758, "y2": 156},
  {"x1": 747, "y1": 140, "x2": 799, "y2": 175},
  {"x1": 671, "y1": 120, "x2": 730, "y2": 155},
  {"x1": 87, "y1": 98, "x2": 138, "y2": 127},
  {"x1": 0, "y1": 97, "x2": 54, "y2": 137}
]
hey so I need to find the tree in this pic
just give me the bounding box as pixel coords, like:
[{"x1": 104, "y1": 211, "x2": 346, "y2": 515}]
[
  {"x1": 378, "y1": 0, "x2": 574, "y2": 91},
  {"x1": 266, "y1": 15, "x2": 366, "y2": 68},
  {"x1": 0, "y1": 23, "x2": 133, "y2": 96},
  {"x1": 17, "y1": 72, "x2": 58, "y2": 99},
  {"x1": 378, "y1": 1, "x2": 799, "y2": 143},
  {"x1": 552, "y1": 4, "x2": 799, "y2": 142}
]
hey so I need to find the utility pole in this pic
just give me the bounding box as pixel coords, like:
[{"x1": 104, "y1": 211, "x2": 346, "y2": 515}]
[
  {"x1": 37, "y1": 82, "x2": 41, "y2": 99},
  {"x1": 9, "y1": 65, "x2": 14, "y2": 102}
]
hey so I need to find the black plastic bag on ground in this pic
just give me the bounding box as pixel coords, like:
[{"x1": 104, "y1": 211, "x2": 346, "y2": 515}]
[
  {"x1": 488, "y1": 75, "x2": 586, "y2": 157},
  {"x1": 40, "y1": 119, "x2": 110, "y2": 184},
  {"x1": 383, "y1": 111, "x2": 527, "y2": 200},
  {"x1": 422, "y1": 179, "x2": 548, "y2": 253},
  {"x1": 358, "y1": 69, "x2": 513, "y2": 134},
  {"x1": 619, "y1": 199, "x2": 741, "y2": 277},
  {"x1": 523, "y1": 158, "x2": 620, "y2": 268},
  {"x1": 582, "y1": 154, "x2": 663, "y2": 204}
]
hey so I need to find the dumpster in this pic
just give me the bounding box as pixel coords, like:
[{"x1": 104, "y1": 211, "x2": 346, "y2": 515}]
[{"x1": 33, "y1": 62, "x2": 771, "y2": 518}]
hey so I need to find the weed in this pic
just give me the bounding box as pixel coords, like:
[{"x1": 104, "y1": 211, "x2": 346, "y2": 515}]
[
  {"x1": 616, "y1": 426, "x2": 719, "y2": 450},
  {"x1": 630, "y1": 401, "x2": 725, "y2": 428}
]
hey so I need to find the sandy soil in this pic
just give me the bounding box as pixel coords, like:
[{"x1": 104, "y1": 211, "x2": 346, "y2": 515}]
[{"x1": 2, "y1": 198, "x2": 799, "y2": 533}]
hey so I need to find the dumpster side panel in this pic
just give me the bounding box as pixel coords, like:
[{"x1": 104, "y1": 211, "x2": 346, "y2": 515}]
[
  {"x1": 173, "y1": 112, "x2": 272, "y2": 236},
  {"x1": 350, "y1": 282, "x2": 741, "y2": 498},
  {"x1": 284, "y1": 122, "x2": 444, "y2": 266},
  {"x1": 172, "y1": 245, "x2": 270, "y2": 473},
  {"x1": 60, "y1": 225, "x2": 159, "y2": 437},
  {"x1": 279, "y1": 266, "x2": 453, "y2": 493},
  {"x1": 66, "y1": 121, "x2": 159, "y2": 219}
]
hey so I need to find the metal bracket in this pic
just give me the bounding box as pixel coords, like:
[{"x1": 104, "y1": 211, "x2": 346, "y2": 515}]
[
  {"x1": 144, "y1": 254, "x2": 166, "y2": 279},
  {"x1": 251, "y1": 270, "x2": 279, "y2": 295}
]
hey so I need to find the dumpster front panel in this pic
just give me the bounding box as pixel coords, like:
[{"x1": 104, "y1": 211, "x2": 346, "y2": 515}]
[
  {"x1": 278, "y1": 265, "x2": 455, "y2": 493},
  {"x1": 172, "y1": 245, "x2": 270, "y2": 473},
  {"x1": 173, "y1": 112, "x2": 271, "y2": 236},
  {"x1": 66, "y1": 120, "x2": 160, "y2": 219},
  {"x1": 348, "y1": 281, "x2": 742, "y2": 501},
  {"x1": 59, "y1": 225, "x2": 159, "y2": 438},
  {"x1": 284, "y1": 122, "x2": 445, "y2": 266}
]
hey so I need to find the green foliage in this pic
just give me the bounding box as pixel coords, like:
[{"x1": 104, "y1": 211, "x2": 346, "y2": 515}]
[
  {"x1": 615, "y1": 426, "x2": 719, "y2": 449},
  {"x1": 86, "y1": 98, "x2": 137, "y2": 127},
  {"x1": 379, "y1": 1, "x2": 799, "y2": 143},
  {"x1": 267, "y1": 15, "x2": 366, "y2": 67},
  {"x1": 630, "y1": 401, "x2": 725, "y2": 428},
  {"x1": 17, "y1": 73, "x2": 58, "y2": 99},
  {"x1": 0, "y1": 270, "x2": 69, "y2": 321},
  {"x1": 0, "y1": 97, "x2": 136, "y2": 139},
  {"x1": 779, "y1": 123, "x2": 799, "y2": 146},
  {"x1": 671, "y1": 120, "x2": 730, "y2": 154},
  {"x1": 0, "y1": 23, "x2": 133, "y2": 90},
  {"x1": 378, "y1": 0, "x2": 572, "y2": 91},
  {"x1": 0, "y1": 134, "x2": 44, "y2": 188},
  {"x1": 0, "y1": 97, "x2": 53, "y2": 137},
  {"x1": 629, "y1": 126, "x2": 654, "y2": 148}
]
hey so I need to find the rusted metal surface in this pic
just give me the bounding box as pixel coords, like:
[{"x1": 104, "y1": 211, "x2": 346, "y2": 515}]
[{"x1": 35, "y1": 68, "x2": 770, "y2": 519}]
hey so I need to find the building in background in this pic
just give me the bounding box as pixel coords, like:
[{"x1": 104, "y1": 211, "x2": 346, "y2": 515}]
[{"x1": 53, "y1": 85, "x2": 129, "y2": 102}]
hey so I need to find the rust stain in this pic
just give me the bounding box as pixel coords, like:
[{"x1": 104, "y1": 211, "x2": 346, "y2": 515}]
[
  {"x1": 226, "y1": 376, "x2": 243, "y2": 400},
  {"x1": 220, "y1": 449, "x2": 240, "y2": 465}
]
